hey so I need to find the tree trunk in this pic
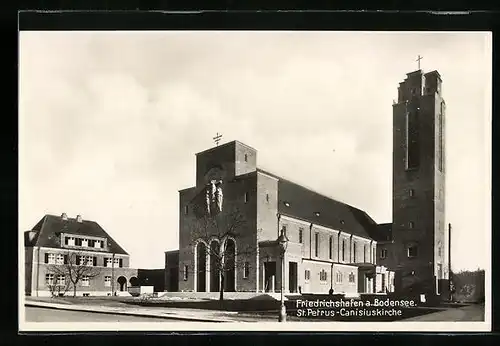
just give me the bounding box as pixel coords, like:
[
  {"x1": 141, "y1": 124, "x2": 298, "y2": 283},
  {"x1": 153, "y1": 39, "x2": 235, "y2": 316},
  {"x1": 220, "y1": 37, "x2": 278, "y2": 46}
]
[
  {"x1": 73, "y1": 284, "x2": 77, "y2": 298},
  {"x1": 219, "y1": 273, "x2": 225, "y2": 301}
]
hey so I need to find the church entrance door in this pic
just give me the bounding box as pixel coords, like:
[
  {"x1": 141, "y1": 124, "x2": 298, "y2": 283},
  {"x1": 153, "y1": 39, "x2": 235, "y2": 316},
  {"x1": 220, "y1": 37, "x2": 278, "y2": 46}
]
[
  {"x1": 196, "y1": 242, "x2": 207, "y2": 292},
  {"x1": 264, "y1": 262, "x2": 276, "y2": 292},
  {"x1": 288, "y1": 262, "x2": 298, "y2": 293}
]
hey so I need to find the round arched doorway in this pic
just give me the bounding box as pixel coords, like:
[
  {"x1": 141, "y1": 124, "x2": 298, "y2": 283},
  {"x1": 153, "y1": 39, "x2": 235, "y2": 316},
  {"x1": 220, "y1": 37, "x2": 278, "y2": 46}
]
[
  {"x1": 129, "y1": 276, "x2": 139, "y2": 287},
  {"x1": 117, "y1": 276, "x2": 127, "y2": 291}
]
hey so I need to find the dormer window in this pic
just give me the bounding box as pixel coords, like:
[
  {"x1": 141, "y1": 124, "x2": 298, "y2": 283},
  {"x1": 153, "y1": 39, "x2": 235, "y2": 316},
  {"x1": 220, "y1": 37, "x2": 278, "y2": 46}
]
[
  {"x1": 244, "y1": 154, "x2": 248, "y2": 162},
  {"x1": 314, "y1": 212, "x2": 320, "y2": 217}
]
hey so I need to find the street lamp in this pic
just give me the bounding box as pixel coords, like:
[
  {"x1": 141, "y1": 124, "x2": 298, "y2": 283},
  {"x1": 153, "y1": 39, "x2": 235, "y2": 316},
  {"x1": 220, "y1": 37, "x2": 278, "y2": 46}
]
[
  {"x1": 329, "y1": 262, "x2": 334, "y2": 295},
  {"x1": 277, "y1": 226, "x2": 289, "y2": 322}
]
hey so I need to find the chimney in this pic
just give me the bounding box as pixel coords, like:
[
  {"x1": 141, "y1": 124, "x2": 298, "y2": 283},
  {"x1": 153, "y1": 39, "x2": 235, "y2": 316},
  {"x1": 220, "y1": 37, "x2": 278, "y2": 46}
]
[
  {"x1": 76, "y1": 215, "x2": 83, "y2": 223},
  {"x1": 61, "y1": 213, "x2": 68, "y2": 221}
]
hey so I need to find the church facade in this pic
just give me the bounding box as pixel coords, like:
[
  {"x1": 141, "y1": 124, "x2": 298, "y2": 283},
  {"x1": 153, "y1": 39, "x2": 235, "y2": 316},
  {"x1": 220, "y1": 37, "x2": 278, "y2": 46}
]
[
  {"x1": 164, "y1": 67, "x2": 448, "y2": 298},
  {"x1": 166, "y1": 140, "x2": 394, "y2": 295}
]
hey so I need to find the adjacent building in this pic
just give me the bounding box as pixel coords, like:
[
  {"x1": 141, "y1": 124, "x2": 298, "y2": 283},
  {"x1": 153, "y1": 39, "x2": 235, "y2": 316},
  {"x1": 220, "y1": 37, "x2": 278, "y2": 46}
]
[{"x1": 24, "y1": 213, "x2": 138, "y2": 297}]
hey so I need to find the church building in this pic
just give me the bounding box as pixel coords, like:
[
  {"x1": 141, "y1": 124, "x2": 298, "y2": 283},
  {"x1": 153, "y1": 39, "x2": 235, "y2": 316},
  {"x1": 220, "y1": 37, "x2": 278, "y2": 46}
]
[
  {"x1": 166, "y1": 140, "x2": 394, "y2": 295},
  {"x1": 164, "y1": 67, "x2": 448, "y2": 299}
]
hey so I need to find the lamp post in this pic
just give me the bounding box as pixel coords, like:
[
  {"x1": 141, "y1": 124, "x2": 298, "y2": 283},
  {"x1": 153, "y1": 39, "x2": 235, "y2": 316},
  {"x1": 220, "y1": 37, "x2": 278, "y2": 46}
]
[
  {"x1": 277, "y1": 226, "x2": 289, "y2": 322},
  {"x1": 329, "y1": 262, "x2": 334, "y2": 295}
]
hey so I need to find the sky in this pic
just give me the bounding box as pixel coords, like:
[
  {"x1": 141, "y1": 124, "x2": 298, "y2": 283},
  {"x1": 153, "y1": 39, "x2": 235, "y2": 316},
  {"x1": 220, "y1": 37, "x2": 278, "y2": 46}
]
[{"x1": 19, "y1": 31, "x2": 491, "y2": 271}]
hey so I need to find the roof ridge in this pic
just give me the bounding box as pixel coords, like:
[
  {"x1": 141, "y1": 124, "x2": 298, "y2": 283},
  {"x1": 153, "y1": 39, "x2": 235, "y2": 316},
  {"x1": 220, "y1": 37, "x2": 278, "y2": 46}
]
[
  {"x1": 34, "y1": 215, "x2": 50, "y2": 246},
  {"x1": 257, "y1": 167, "x2": 357, "y2": 209}
]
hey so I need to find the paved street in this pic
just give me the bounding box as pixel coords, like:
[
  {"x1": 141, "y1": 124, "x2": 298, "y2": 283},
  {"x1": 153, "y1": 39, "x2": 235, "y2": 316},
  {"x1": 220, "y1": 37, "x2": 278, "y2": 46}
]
[
  {"x1": 405, "y1": 304, "x2": 485, "y2": 321},
  {"x1": 25, "y1": 307, "x2": 178, "y2": 323}
]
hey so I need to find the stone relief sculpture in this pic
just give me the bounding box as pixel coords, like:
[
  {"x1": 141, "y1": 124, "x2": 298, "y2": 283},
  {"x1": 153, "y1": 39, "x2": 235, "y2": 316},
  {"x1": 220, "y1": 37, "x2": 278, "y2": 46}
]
[
  {"x1": 215, "y1": 180, "x2": 223, "y2": 212},
  {"x1": 205, "y1": 180, "x2": 223, "y2": 215}
]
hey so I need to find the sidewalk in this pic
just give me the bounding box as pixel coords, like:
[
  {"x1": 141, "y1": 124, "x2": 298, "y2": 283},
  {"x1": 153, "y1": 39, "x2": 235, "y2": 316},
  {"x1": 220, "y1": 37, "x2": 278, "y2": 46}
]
[
  {"x1": 404, "y1": 304, "x2": 485, "y2": 322},
  {"x1": 25, "y1": 300, "x2": 269, "y2": 322}
]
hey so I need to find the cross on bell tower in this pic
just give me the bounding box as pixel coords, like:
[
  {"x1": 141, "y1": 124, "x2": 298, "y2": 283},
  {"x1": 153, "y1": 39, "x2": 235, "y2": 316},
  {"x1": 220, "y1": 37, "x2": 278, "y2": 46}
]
[{"x1": 416, "y1": 55, "x2": 423, "y2": 70}]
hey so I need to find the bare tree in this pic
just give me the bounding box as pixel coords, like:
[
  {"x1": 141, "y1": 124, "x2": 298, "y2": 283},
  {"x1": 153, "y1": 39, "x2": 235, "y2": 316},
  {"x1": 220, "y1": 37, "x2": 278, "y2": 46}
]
[
  {"x1": 46, "y1": 251, "x2": 101, "y2": 298},
  {"x1": 189, "y1": 205, "x2": 258, "y2": 301},
  {"x1": 45, "y1": 272, "x2": 70, "y2": 297}
]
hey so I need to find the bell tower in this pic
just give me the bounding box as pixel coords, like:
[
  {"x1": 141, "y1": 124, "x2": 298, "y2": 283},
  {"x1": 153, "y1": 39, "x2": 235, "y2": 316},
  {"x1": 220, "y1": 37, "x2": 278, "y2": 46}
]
[{"x1": 392, "y1": 67, "x2": 447, "y2": 296}]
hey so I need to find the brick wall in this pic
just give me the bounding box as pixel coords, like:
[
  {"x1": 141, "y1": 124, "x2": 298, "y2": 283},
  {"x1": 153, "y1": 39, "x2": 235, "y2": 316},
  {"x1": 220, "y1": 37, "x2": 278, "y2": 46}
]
[
  {"x1": 25, "y1": 247, "x2": 33, "y2": 295},
  {"x1": 392, "y1": 71, "x2": 446, "y2": 295},
  {"x1": 256, "y1": 171, "x2": 279, "y2": 242},
  {"x1": 179, "y1": 174, "x2": 259, "y2": 292},
  {"x1": 300, "y1": 261, "x2": 357, "y2": 294},
  {"x1": 30, "y1": 247, "x2": 137, "y2": 296},
  {"x1": 195, "y1": 142, "x2": 236, "y2": 188},
  {"x1": 234, "y1": 141, "x2": 257, "y2": 177}
]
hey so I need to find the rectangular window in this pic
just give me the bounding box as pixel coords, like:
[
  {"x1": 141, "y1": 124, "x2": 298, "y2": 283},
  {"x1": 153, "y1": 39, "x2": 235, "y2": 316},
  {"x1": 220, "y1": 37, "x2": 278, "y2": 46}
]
[
  {"x1": 380, "y1": 249, "x2": 388, "y2": 259},
  {"x1": 243, "y1": 262, "x2": 249, "y2": 279},
  {"x1": 88, "y1": 239, "x2": 95, "y2": 248},
  {"x1": 100, "y1": 240, "x2": 104, "y2": 248},
  {"x1": 409, "y1": 189, "x2": 415, "y2": 197},
  {"x1": 406, "y1": 109, "x2": 420, "y2": 169},
  {"x1": 67, "y1": 237, "x2": 75, "y2": 246},
  {"x1": 438, "y1": 105, "x2": 444, "y2": 172},
  {"x1": 104, "y1": 276, "x2": 111, "y2": 287},
  {"x1": 45, "y1": 274, "x2": 54, "y2": 285},
  {"x1": 82, "y1": 239, "x2": 88, "y2": 247},
  {"x1": 56, "y1": 254, "x2": 64, "y2": 265},
  {"x1": 183, "y1": 265, "x2": 189, "y2": 281},
  {"x1": 364, "y1": 245, "x2": 367, "y2": 263},
  {"x1": 94, "y1": 240, "x2": 101, "y2": 249},
  {"x1": 81, "y1": 276, "x2": 90, "y2": 287},
  {"x1": 57, "y1": 275, "x2": 65, "y2": 286},
  {"x1": 266, "y1": 194, "x2": 269, "y2": 203},
  {"x1": 299, "y1": 229, "x2": 303, "y2": 244},
  {"x1": 320, "y1": 269, "x2": 327, "y2": 281},
  {"x1": 314, "y1": 233, "x2": 319, "y2": 257},
  {"x1": 47, "y1": 253, "x2": 56, "y2": 264},
  {"x1": 244, "y1": 192, "x2": 248, "y2": 203},
  {"x1": 342, "y1": 240, "x2": 346, "y2": 262},
  {"x1": 329, "y1": 236, "x2": 333, "y2": 259},
  {"x1": 184, "y1": 205, "x2": 188, "y2": 215},
  {"x1": 336, "y1": 272, "x2": 343, "y2": 283},
  {"x1": 79, "y1": 256, "x2": 93, "y2": 266},
  {"x1": 409, "y1": 221, "x2": 414, "y2": 229},
  {"x1": 438, "y1": 247, "x2": 442, "y2": 257},
  {"x1": 75, "y1": 238, "x2": 82, "y2": 246},
  {"x1": 353, "y1": 242, "x2": 357, "y2": 262},
  {"x1": 105, "y1": 258, "x2": 113, "y2": 267},
  {"x1": 119, "y1": 258, "x2": 123, "y2": 268},
  {"x1": 305, "y1": 270, "x2": 310, "y2": 281},
  {"x1": 408, "y1": 245, "x2": 418, "y2": 258},
  {"x1": 348, "y1": 272, "x2": 355, "y2": 283}
]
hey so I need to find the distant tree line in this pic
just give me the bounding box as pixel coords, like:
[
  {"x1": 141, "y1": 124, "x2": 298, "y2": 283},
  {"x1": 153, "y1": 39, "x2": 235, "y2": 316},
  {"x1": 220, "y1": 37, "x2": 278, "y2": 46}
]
[{"x1": 451, "y1": 269, "x2": 485, "y2": 303}]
